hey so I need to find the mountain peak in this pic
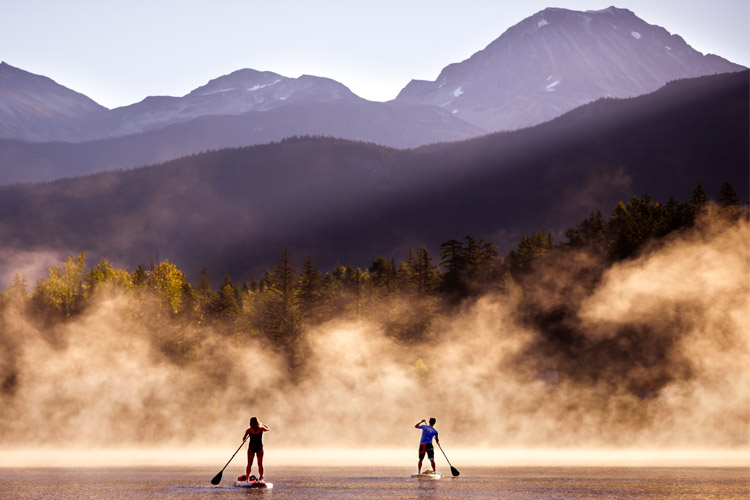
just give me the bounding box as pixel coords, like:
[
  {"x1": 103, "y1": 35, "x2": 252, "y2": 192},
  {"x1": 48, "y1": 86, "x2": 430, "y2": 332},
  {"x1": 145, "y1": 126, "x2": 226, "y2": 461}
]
[
  {"x1": 189, "y1": 68, "x2": 286, "y2": 97},
  {"x1": 395, "y1": 6, "x2": 745, "y2": 133},
  {"x1": 0, "y1": 61, "x2": 106, "y2": 142}
]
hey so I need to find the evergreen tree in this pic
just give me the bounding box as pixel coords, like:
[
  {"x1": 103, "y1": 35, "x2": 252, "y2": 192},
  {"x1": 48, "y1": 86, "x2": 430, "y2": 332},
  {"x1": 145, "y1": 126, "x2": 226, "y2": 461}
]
[
  {"x1": 407, "y1": 247, "x2": 439, "y2": 297},
  {"x1": 1, "y1": 273, "x2": 28, "y2": 312},
  {"x1": 606, "y1": 195, "x2": 669, "y2": 260},
  {"x1": 263, "y1": 249, "x2": 302, "y2": 354},
  {"x1": 196, "y1": 268, "x2": 213, "y2": 300},
  {"x1": 297, "y1": 257, "x2": 324, "y2": 324},
  {"x1": 717, "y1": 182, "x2": 741, "y2": 220},
  {"x1": 440, "y1": 236, "x2": 499, "y2": 298},
  {"x1": 508, "y1": 229, "x2": 553, "y2": 274},
  {"x1": 368, "y1": 256, "x2": 396, "y2": 294},
  {"x1": 689, "y1": 183, "x2": 710, "y2": 222},
  {"x1": 565, "y1": 210, "x2": 606, "y2": 247},
  {"x1": 209, "y1": 274, "x2": 240, "y2": 318},
  {"x1": 717, "y1": 182, "x2": 739, "y2": 207},
  {"x1": 661, "y1": 196, "x2": 694, "y2": 234},
  {"x1": 132, "y1": 265, "x2": 148, "y2": 287}
]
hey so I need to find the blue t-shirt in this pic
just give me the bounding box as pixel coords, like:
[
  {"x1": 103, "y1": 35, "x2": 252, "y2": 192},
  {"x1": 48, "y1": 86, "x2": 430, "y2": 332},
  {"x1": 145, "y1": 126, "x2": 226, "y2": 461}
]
[{"x1": 419, "y1": 424, "x2": 438, "y2": 444}]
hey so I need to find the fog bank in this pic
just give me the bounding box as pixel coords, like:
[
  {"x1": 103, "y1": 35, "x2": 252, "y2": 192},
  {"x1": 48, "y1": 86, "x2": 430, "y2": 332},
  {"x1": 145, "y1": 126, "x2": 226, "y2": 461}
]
[{"x1": 0, "y1": 216, "x2": 747, "y2": 459}]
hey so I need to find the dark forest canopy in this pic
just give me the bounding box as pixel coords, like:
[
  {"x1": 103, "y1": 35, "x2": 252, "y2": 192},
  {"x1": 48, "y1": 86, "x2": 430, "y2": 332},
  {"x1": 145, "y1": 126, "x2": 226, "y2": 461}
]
[{"x1": 2, "y1": 186, "x2": 745, "y2": 387}]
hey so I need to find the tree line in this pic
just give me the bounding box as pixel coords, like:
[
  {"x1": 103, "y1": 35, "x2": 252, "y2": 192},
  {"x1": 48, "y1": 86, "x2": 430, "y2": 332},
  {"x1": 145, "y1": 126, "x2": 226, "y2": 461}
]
[{"x1": 0, "y1": 182, "x2": 744, "y2": 374}]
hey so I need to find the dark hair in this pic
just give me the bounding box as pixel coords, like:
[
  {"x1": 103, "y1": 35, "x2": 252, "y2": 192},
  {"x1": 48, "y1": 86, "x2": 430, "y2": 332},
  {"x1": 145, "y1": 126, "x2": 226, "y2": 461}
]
[
  {"x1": 250, "y1": 417, "x2": 259, "y2": 428},
  {"x1": 429, "y1": 417, "x2": 436, "y2": 425}
]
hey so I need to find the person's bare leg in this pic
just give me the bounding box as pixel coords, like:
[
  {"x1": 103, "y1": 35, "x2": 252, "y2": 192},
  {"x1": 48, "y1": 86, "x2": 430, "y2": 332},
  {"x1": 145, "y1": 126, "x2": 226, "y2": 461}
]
[
  {"x1": 257, "y1": 449, "x2": 265, "y2": 479},
  {"x1": 417, "y1": 458, "x2": 423, "y2": 473},
  {"x1": 246, "y1": 450, "x2": 256, "y2": 477}
]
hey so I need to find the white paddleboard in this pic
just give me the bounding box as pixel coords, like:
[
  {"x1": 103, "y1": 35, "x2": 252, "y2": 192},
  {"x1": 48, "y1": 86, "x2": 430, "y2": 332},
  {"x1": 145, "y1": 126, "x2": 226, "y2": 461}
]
[
  {"x1": 234, "y1": 480, "x2": 273, "y2": 489},
  {"x1": 411, "y1": 471, "x2": 443, "y2": 480}
]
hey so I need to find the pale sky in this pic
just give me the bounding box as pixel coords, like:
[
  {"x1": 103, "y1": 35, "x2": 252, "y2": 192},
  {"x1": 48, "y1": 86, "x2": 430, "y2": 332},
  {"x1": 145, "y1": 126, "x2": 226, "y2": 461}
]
[{"x1": 2, "y1": 0, "x2": 748, "y2": 109}]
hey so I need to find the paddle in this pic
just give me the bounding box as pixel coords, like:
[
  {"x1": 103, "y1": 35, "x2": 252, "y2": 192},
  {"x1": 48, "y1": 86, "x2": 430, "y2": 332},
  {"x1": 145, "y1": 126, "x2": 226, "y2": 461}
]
[
  {"x1": 437, "y1": 442, "x2": 460, "y2": 477},
  {"x1": 211, "y1": 440, "x2": 246, "y2": 485}
]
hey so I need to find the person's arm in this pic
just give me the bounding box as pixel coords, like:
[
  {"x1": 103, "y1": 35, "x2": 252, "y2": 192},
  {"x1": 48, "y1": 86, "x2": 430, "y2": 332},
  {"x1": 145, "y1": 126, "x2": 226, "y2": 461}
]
[
  {"x1": 261, "y1": 424, "x2": 270, "y2": 432},
  {"x1": 415, "y1": 419, "x2": 426, "y2": 429},
  {"x1": 242, "y1": 428, "x2": 250, "y2": 441}
]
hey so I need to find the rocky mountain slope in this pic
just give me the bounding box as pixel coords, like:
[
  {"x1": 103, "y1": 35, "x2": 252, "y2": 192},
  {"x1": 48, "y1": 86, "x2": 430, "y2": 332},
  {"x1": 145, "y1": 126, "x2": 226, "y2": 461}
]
[
  {"x1": 394, "y1": 6, "x2": 744, "y2": 132},
  {"x1": 0, "y1": 71, "x2": 746, "y2": 281},
  {"x1": 0, "y1": 6, "x2": 745, "y2": 186},
  {"x1": 0, "y1": 62, "x2": 107, "y2": 142}
]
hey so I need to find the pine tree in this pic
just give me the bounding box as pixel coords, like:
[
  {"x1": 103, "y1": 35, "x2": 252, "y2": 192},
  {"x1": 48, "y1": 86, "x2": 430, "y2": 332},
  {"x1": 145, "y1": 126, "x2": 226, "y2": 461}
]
[
  {"x1": 717, "y1": 182, "x2": 739, "y2": 207},
  {"x1": 408, "y1": 247, "x2": 439, "y2": 297},
  {"x1": 368, "y1": 256, "x2": 396, "y2": 294},
  {"x1": 2, "y1": 273, "x2": 28, "y2": 312},
  {"x1": 689, "y1": 183, "x2": 710, "y2": 222},
  {"x1": 263, "y1": 248, "x2": 302, "y2": 351},
  {"x1": 717, "y1": 182, "x2": 741, "y2": 220},
  {"x1": 509, "y1": 229, "x2": 553, "y2": 274},
  {"x1": 132, "y1": 265, "x2": 148, "y2": 287},
  {"x1": 209, "y1": 274, "x2": 240, "y2": 318},
  {"x1": 565, "y1": 210, "x2": 606, "y2": 247},
  {"x1": 297, "y1": 257, "x2": 324, "y2": 324}
]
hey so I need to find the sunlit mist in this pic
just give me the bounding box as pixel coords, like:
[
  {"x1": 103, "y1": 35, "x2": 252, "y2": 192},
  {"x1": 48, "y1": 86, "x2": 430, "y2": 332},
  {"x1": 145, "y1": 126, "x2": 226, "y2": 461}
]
[{"x1": 0, "y1": 213, "x2": 747, "y2": 467}]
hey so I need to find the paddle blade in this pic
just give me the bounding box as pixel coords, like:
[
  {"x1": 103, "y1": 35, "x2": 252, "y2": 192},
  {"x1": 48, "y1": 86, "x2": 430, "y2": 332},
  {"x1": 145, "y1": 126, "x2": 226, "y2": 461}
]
[
  {"x1": 450, "y1": 466, "x2": 460, "y2": 477},
  {"x1": 211, "y1": 470, "x2": 223, "y2": 485}
]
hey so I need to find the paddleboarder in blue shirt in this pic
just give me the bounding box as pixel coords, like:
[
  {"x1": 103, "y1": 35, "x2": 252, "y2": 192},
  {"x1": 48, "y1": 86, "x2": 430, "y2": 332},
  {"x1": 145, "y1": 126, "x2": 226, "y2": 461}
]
[{"x1": 415, "y1": 417, "x2": 439, "y2": 474}]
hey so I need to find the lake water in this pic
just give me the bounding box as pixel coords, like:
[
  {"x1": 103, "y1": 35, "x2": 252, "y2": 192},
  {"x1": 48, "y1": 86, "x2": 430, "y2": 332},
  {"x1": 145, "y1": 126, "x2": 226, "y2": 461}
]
[{"x1": 0, "y1": 466, "x2": 747, "y2": 499}]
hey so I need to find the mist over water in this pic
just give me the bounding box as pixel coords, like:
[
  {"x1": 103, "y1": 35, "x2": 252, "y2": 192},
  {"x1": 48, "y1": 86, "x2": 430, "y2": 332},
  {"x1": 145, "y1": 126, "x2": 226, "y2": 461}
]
[{"x1": 0, "y1": 214, "x2": 747, "y2": 464}]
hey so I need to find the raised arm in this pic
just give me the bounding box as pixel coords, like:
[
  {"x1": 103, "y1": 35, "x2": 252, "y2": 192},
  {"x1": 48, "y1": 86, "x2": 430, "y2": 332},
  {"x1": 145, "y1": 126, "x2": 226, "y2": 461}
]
[
  {"x1": 261, "y1": 424, "x2": 270, "y2": 432},
  {"x1": 414, "y1": 419, "x2": 426, "y2": 429}
]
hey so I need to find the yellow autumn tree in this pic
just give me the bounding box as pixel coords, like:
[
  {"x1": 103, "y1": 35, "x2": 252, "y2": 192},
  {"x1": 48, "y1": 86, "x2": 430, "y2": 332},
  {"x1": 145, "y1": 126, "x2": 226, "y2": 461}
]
[{"x1": 147, "y1": 260, "x2": 187, "y2": 314}]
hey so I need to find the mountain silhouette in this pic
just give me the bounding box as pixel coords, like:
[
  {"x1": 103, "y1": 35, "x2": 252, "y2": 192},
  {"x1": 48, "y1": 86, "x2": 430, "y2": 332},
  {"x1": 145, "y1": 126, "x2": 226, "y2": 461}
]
[
  {"x1": 0, "y1": 71, "x2": 746, "y2": 282},
  {"x1": 0, "y1": 6, "x2": 745, "y2": 186},
  {"x1": 395, "y1": 6, "x2": 743, "y2": 132}
]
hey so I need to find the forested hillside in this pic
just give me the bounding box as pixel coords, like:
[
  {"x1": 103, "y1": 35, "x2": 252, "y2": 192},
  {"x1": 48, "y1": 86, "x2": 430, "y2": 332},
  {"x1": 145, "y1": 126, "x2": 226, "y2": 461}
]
[
  {"x1": 2, "y1": 186, "x2": 743, "y2": 378},
  {"x1": 0, "y1": 71, "x2": 746, "y2": 284}
]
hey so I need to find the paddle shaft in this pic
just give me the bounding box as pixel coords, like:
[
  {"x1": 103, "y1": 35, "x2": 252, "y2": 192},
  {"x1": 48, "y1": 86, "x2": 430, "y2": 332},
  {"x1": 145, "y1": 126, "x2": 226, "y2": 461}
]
[
  {"x1": 437, "y1": 442, "x2": 460, "y2": 476},
  {"x1": 211, "y1": 439, "x2": 246, "y2": 484}
]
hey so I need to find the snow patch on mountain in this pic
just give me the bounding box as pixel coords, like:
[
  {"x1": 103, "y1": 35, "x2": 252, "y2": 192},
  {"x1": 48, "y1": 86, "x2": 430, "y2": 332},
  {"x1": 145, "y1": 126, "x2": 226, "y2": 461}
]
[
  {"x1": 248, "y1": 79, "x2": 282, "y2": 92},
  {"x1": 201, "y1": 88, "x2": 235, "y2": 96},
  {"x1": 538, "y1": 19, "x2": 548, "y2": 28},
  {"x1": 631, "y1": 31, "x2": 642, "y2": 39}
]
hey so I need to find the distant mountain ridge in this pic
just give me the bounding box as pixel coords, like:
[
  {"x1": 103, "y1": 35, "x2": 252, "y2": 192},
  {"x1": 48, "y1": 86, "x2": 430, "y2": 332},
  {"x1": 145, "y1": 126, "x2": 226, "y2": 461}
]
[
  {"x1": 105, "y1": 69, "x2": 366, "y2": 137},
  {"x1": 0, "y1": 5, "x2": 745, "y2": 186},
  {"x1": 0, "y1": 70, "x2": 746, "y2": 283},
  {"x1": 0, "y1": 62, "x2": 107, "y2": 142},
  {"x1": 394, "y1": 6, "x2": 744, "y2": 132}
]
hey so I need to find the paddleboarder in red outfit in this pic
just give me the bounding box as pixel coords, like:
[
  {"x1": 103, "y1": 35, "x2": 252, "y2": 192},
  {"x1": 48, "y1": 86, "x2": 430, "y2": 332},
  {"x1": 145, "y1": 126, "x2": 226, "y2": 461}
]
[{"x1": 241, "y1": 417, "x2": 269, "y2": 481}]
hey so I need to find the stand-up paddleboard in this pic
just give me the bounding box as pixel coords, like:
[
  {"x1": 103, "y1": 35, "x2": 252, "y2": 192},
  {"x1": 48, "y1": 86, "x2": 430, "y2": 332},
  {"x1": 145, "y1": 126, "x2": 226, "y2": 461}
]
[
  {"x1": 411, "y1": 470, "x2": 443, "y2": 480},
  {"x1": 234, "y1": 479, "x2": 273, "y2": 489}
]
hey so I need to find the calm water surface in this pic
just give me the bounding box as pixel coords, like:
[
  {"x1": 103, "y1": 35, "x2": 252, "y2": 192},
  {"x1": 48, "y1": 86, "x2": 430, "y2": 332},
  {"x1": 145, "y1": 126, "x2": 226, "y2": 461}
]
[{"x1": 0, "y1": 466, "x2": 747, "y2": 499}]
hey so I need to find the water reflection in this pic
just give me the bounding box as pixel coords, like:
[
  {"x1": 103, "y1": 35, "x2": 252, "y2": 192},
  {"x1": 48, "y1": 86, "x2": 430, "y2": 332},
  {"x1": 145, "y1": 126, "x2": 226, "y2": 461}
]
[{"x1": 0, "y1": 466, "x2": 747, "y2": 500}]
